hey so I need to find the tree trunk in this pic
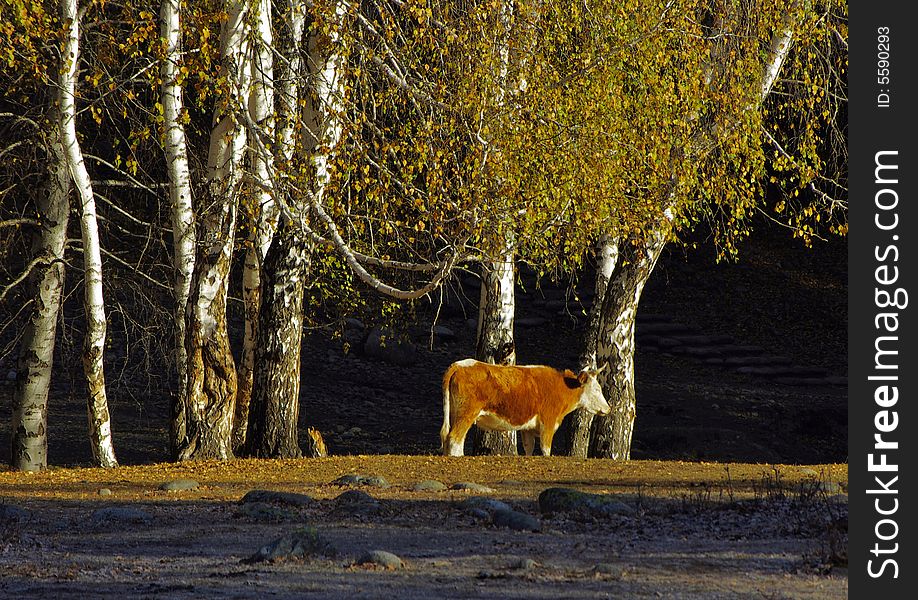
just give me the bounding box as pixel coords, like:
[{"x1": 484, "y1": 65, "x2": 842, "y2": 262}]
[
  {"x1": 177, "y1": 0, "x2": 249, "y2": 460},
  {"x1": 560, "y1": 235, "x2": 618, "y2": 457},
  {"x1": 60, "y1": 0, "x2": 118, "y2": 468},
  {"x1": 10, "y1": 113, "x2": 71, "y2": 472},
  {"x1": 245, "y1": 222, "x2": 310, "y2": 458},
  {"x1": 589, "y1": 232, "x2": 667, "y2": 460},
  {"x1": 470, "y1": 244, "x2": 518, "y2": 455},
  {"x1": 243, "y1": 0, "x2": 340, "y2": 457},
  {"x1": 160, "y1": 0, "x2": 196, "y2": 459},
  {"x1": 235, "y1": 0, "x2": 277, "y2": 453}
]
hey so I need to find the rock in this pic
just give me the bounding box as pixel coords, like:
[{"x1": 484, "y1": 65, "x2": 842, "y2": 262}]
[
  {"x1": 246, "y1": 527, "x2": 336, "y2": 563},
  {"x1": 492, "y1": 509, "x2": 540, "y2": 532},
  {"x1": 334, "y1": 489, "x2": 381, "y2": 516},
  {"x1": 432, "y1": 325, "x2": 457, "y2": 342},
  {"x1": 357, "y1": 550, "x2": 405, "y2": 570},
  {"x1": 413, "y1": 480, "x2": 447, "y2": 492},
  {"x1": 91, "y1": 507, "x2": 153, "y2": 525},
  {"x1": 240, "y1": 490, "x2": 314, "y2": 506},
  {"x1": 513, "y1": 558, "x2": 538, "y2": 571},
  {"x1": 237, "y1": 502, "x2": 295, "y2": 522},
  {"x1": 331, "y1": 474, "x2": 390, "y2": 488},
  {"x1": 466, "y1": 508, "x2": 490, "y2": 521},
  {"x1": 458, "y1": 497, "x2": 512, "y2": 514},
  {"x1": 159, "y1": 479, "x2": 199, "y2": 491},
  {"x1": 538, "y1": 487, "x2": 635, "y2": 517},
  {"x1": 450, "y1": 482, "x2": 495, "y2": 493},
  {"x1": 98, "y1": 488, "x2": 112, "y2": 496},
  {"x1": 593, "y1": 563, "x2": 625, "y2": 578},
  {"x1": 363, "y1": 327, "x2": 417, "y2": 366}
]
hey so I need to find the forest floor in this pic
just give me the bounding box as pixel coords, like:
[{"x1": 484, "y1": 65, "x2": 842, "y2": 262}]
[{"x1": 0, "y1": 221, "x2": 848, "y2": 597}]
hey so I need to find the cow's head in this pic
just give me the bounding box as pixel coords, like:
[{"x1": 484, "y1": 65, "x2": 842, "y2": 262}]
[{"x1": 576, "y1": 364, "x2": 611, "y2": 415}]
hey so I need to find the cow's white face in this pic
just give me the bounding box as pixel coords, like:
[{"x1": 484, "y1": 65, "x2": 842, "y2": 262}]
[{"x1": 578, "y1": 370, "x2": 611, "y2": 415}]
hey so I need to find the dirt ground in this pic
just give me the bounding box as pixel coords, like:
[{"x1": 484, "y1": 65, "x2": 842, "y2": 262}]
[
  {"x1": 0, "y1": 223, "x2": 848, "y2": 597},
  {"x1": 1, "y1": 457, "x2": 847, "y2": 599}
]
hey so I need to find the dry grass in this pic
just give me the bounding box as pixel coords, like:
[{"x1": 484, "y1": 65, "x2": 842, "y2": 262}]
[{"x1": 0, "y1": 455, "x2": 847, "y2": 504}]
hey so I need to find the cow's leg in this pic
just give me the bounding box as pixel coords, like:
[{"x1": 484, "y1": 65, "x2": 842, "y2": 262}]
[
  {"x1": 445, "y1": 413, "x2": 478, "y2": 457},
  {"x1": 520, "y1": 430, "x2": 536, "y2": 456},
  {"x1": 539, "y1": 423, "x2": 560, "y2": 457}
]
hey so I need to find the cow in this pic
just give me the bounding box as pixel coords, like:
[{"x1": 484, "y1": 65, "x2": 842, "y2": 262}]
[{"x1": 440, "y1": 359, "x2": 611, "y2": 457}]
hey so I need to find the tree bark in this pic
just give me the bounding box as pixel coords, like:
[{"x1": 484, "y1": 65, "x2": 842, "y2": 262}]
[
  {"x1": 178, "y1": 0, "x2": 249, "y2": 460},
  {"x1": 243, "y1": 0, "x2": 340, "y2": 457},
  {"x1": 245, "y1": 222, "x2": 310, "y2": 458},
  {"x1": 10, "y1": 114, "x2": 71, "y2": 472},
  {"x1": 589, "y1": 232, "x2": 667, "y2": 460},
  {"x1": 470, "y1": 244, "x2": 518, "y2": 455},
  {"x1": 560, "y1": 235, "x2": 618, "y2": 457},
  {"x1": 160, "y1": 0, "x2": 196, "y2": 459},
  {"x1": 60, "y1": 0, "x2": 117, "y2": 468},
  {"x1": 235, "y1": 0, "x2": 277, "y2": 452}
]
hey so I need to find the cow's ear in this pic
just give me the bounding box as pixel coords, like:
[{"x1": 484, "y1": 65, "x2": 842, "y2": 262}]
[
  {"x1": 577, "y1": 371, "x2": 591, "y2": 385},
  {"x1": 563, "y1": 372, "x2": 582, "y2": 389}
]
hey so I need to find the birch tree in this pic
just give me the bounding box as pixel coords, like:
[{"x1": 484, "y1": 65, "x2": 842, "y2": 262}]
[
  {"x1": 178, "y1": 0, "x2": 250, "y2": 460},
  {"x1": 8, "y1": 116, "x2": 71, "y2": 472},
  {"x1": 234, "y1": 0, "x2": 277, "y2": 452},
  {"x1": 60, "y1": 0, "x2": 118, "y2": 467},
  {"x1": 160, "y1": 0, "x2": 196, "y2": 458},
  {"x1": 244, "y1": 0, "x2": 316, "y2": 458},
  {"x1": 560, "y1": 0, "x2": 846, "y2": 458}
]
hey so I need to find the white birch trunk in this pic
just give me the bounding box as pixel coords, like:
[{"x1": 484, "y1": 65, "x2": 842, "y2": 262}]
[
  {"x1": 160, "y1": 0, "x2": 196, "y2": 457},
  {"x1": 246, "y1": 0, "x2": 344, "y2": 457},
  {"x1": 179, "y1": 0, "x2": 249, "y2": 461},
  {"x1": 10, "y1": 107, "x2": 71, "y2": 472},
  {"x1": 235, "y1": 0, "x2": 277, "y2": 451},
  {"x1": 59, "y1": 0, "x2": 118, "y2": 468},
  {"x1": 472, "y1": 240, "x2": 518, "y2": 455},
  {"x1": 470, "y1": 0, "x2": 520, "y2": 455}
]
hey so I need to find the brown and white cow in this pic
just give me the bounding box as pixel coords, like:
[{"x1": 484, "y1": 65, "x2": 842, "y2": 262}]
[{"x1": 440, "y1": 359, "x2": 611, "y2": 457}]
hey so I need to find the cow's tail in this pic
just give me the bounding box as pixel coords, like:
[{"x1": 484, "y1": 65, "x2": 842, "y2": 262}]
[{"x1": 440, "y1": 363, "x2": 458, "y2": 453}]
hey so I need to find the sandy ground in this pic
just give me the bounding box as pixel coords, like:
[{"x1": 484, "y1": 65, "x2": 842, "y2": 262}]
[{"x1": 1, "y1": 457, "x2": 848, "y2": 599}]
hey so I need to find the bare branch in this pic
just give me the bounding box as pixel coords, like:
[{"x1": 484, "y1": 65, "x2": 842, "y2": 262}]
[{"x1": 0, "y1": 255, "x2": 56, "y2": 304}]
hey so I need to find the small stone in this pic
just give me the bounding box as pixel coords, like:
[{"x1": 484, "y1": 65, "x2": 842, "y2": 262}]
[
  {"x1": 450, "y1": 482, "x2": 495, "y2": 493},
  {"x1": 413, "y1": 480, "x2": 447, "y2": 492},
  {"x1": 331, "y1": 474, "x2": 389, "y2": 488},
  {"x1": 357, "y1": 550, "x2": 405, "y2": 570},
  {"x1": 467, "y1": 508, "x2": 490, "y2": 521},
  {"x1": 240, "y1": 490, "x2": 314, "y2": 507},
  {"x1": 538, "y1": 487, "x2": 635, "y2": 516},
  {"x1": 237, "y1": 502, "x2": 294, "y2": 522},
  {"x1": 246, "y1": 527, "x2": 336, "y2": 563},
  {"x1": 332, "y1": 475, "x2": 363, "y2": 486},
  {"x1": 458, "y1": 497, "x2": 512, "y2": 514},
  {"x1": 159, "y1": 479, "x2": 199, "y2": 491},
  {"x1": 514, "y1": 558, "x2": 538, "y2": 571},
  {"x1": 492, "y1": 509, "x2": 541, "y2": 532},
  {"x1": 593, "y1": 563, "x2": 625, "y2": 578},
  {"x1": 98, "y1": 488, "x2": 112, "y2": 496}
]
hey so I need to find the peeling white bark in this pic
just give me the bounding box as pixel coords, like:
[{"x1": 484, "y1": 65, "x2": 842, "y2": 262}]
[
  {"x1": 237, "y1": 0, "x2": 277, "y2": 450},
  {"x1": 10, "y1": 102, "x2": 71, "y2": 472},
  {"x1": 60, "y1": 0, "x2": 117, "y2": 468},
  {"x1": 160, "y1": 0, "x2": 195, "y2": 453}
]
